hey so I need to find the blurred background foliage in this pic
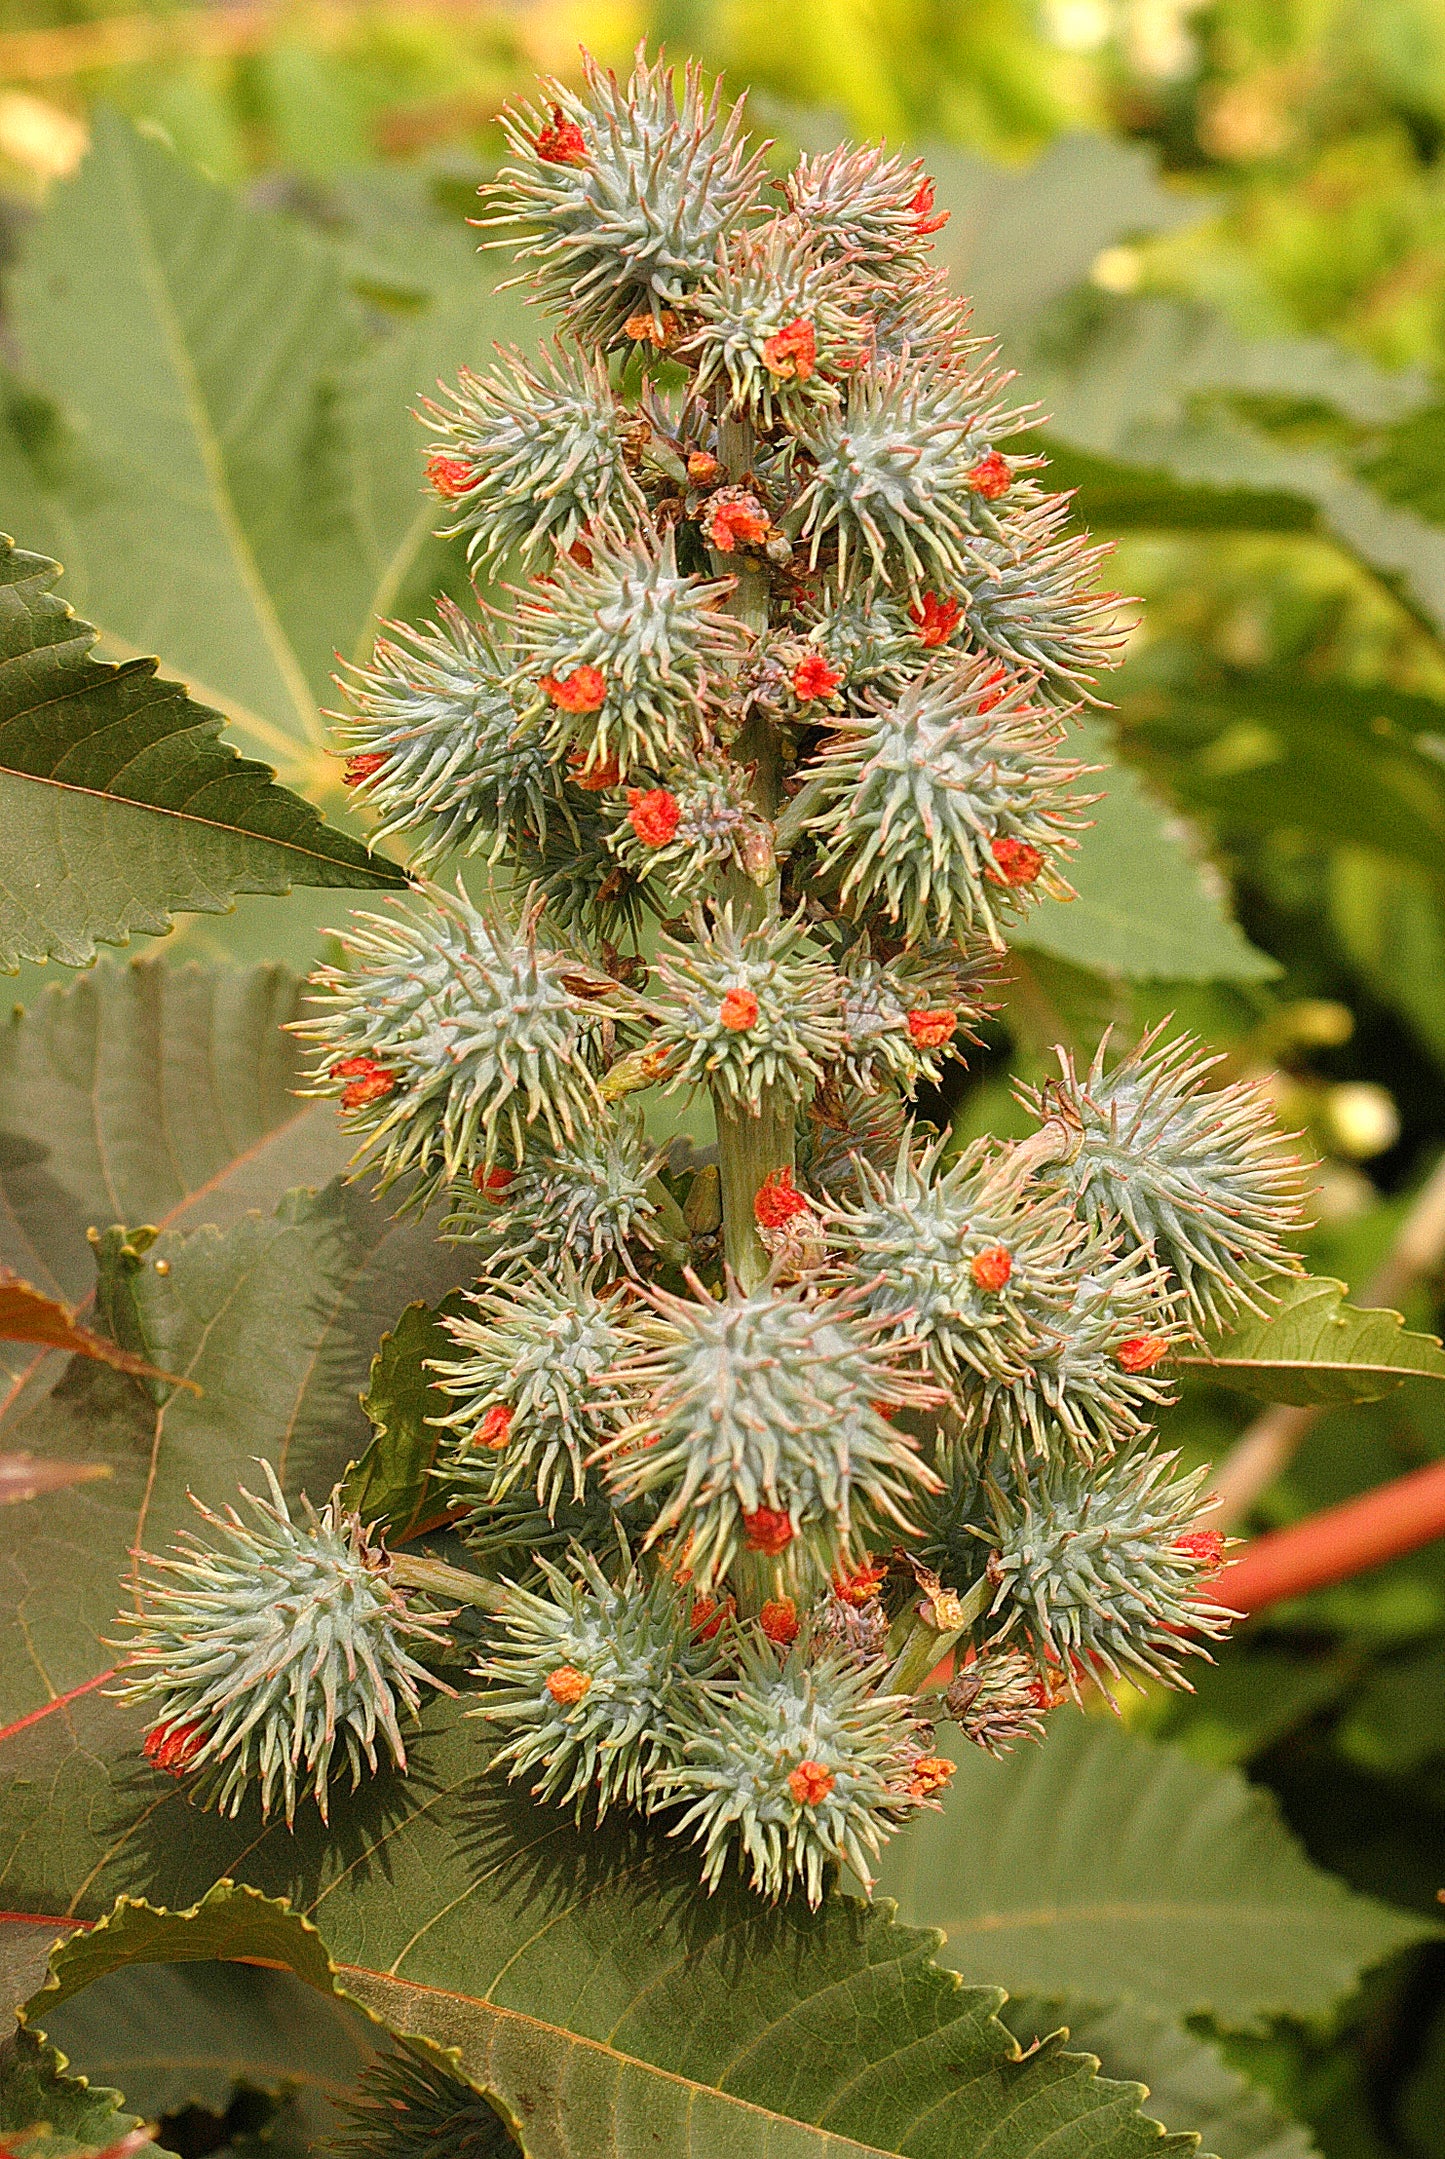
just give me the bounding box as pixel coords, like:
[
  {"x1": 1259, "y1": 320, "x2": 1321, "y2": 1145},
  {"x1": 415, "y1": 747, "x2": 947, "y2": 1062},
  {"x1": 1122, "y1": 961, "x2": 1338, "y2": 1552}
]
[{"x1": 6, "y1": 0, "x2": 1445, "y2": 2153}]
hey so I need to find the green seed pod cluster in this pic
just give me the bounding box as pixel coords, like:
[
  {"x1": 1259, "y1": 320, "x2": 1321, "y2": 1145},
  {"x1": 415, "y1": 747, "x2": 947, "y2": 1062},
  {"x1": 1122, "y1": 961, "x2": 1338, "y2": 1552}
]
[{"x1": 118, "y1": 44, "x2": 1311, "y2": 1903}]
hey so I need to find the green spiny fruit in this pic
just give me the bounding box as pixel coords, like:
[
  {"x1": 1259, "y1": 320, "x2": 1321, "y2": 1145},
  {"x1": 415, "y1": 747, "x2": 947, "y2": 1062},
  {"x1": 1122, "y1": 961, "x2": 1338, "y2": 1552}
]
[
  {"x1": 792, "y1": 357, "x2": 1031, "y2": 588},
  {"x1": 335, "y1": 605, "x2": 552, "y2": 871},
  {"x1": 511, "y1": 791, "x2": 646, "y2": 941},
  {"x1": 330, "y1": 2038, "x2": 521, "y2": 2159},
  {"x1": 660, "y1": 1632, "x2": 933, "y2": 1904},
  {"x1": 981, "y1": 1449, "x2": 1231, "y2": 1696},
  {"x1": 834, "y1": 937, "x2": 999, "y2": 1094},
  {"x1": 473, "y1": 1545, "x2": 721, "y2": 1820},
  {"x1": 441, "y1": 1111, "x2": 670, "y2": 1275},
  {"x1": 824, "y1": 1133, "x2": 1084, "y2": 1395},
  {"x1": 782, "y1": 142, "x2": 950, "y2": 280},
  {"x1": 431, "y1": 1264, "x2": 635, "y2": 1515},
  {"x1": 943, "y1": 1649, "x2": 1049, "y2": 1757},
  {"x1": 297, "y1": 887, "x2": 611, "y2": 1193},
  {"x1": 484, "y1": 48, "x2": 768, "y2": 345},
  {"x1": 802, "y1": 580, "x2": 929, "y2": 698},
  {"x1": 956, "y1": 494, "x2": 1129, "y2": 697},
  {"x1": 798, "y1": 659, "x2": 1091, "y2": 948},
  {"x1": 1022, "y1": 1025, "x2": 1307, "y2": 1330},
  {"x1": 113, "y1": 1464, "x2": 450, "y2": 1825},
  {"x1": 457, "y1": 1481, "x2": 656, "y2": 1582},
  {"x1": 650, "y1": 905, "x2": 845, "y2": 1116},
  {"x1": 421, "y1": 343, "x2": 647, "y2": 572},
  {"x1": 603, "y1": 754, "x2": 773, "y2": 904},
  {"x1": 596, "y1": 1271, "x2": 941, "y2": 1590},
  {"x1": 683, "y1": 215, "x2": 868, "y2": 425},
  {"x1": 794, "y1": 1080, "x2": 913, "y2": 1199},
  {"x1": 511, "y1": 525, "x2": 744, "y2": 772}
]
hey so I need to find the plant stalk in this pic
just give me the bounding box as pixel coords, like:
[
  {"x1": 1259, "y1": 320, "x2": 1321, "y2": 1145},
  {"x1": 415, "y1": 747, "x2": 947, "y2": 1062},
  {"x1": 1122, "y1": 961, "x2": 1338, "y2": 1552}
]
[
  {"x1": 390, "y1": 1551, "x2": 508, "y2": 1615},
  {"x1": 884, "y1": 1575, "x2": 992, "y2": 1695}
]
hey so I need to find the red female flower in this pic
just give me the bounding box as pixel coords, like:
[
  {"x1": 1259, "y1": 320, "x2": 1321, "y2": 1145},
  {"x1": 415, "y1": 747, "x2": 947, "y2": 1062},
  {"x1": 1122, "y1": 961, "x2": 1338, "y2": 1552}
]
[
  {"x1": 978, "y1": 666, "x2": 1007, "y2": 714},
  {"x1": 541, "y1": 664, "x2": 606, "y2": 713},
  {"x1": 742, "y1": 1506, "x2": 794, "y2": 1555},
  {"x1": 792, "y1": 653, "x2": 843, "y2": 701},
  {"x1": 343, "y1": 752, "x2": 387, "y2": 786},
  {"x1": 475, "y1": 1404, "x2": 514, "y2": 1450},
  {"x1": 568, "y1": 747, "x2": 621, "y2": 790},
  {"x1": 472, "y1": 1165, "x2": 515, "y2": 1195},
  {"x1": 761, "y1": 318, "x2": 816, "y2": 381},
  {"x1": 545, "y1": 1665, "x2": 592, "y2": 1705},
  {"x1": 719, "y1": 986, "x2": 760, "y2": 1031},
  {"x1": 907, "y1": 1008, "x2": 957, "y2": 1050},
  {"x1": 691, "y1": 1592, "x2": 736, "y2": 1641},
  {"x1": 425, "y1": 453, "x2": 474, "y2": 500},
  {"x1": 909, "y1": 178, "x2": 949, "y2": 236},
  {"x1": 144, "y1": 1720, "x2": 206, "y2": 1776},
  {"x1": 760, "y1": 1597, "x2": 800, "y2": 1645},
  {"x1": 967, "y1": 451, "x2": 1012, "y2": 500},
  {"x1": 909, "y1": 591, "x2": 963, "y2": 647},
  {"x1": 754, "y1": 1167, "x2": 810, "y2": 1228},
  {"x1": 626, "y1": 787, "x2": 681, "y2": 847},
  {"x1": 789, "y1": 1760, "x2": 835, "y2": 1805},
  {"x1": 970, "y1": 1245, "x2": 1013, "y2": 1292},
  {"x1": 833, "y1": 1555, "x2": 888, "y2": 1606},
  {"x1": 907, "y1": 1754, "x2": 955, "y2": 1799},
  {"x1": 329, "y1": 1056, "x2": 396, "y2": 1110},
  {"x1": 704, "y1": 491, "x2": 771, "y2": 552},
  {"x1": 1175, "y1": 1528, "x2": 1226, "y2": 1575},
  {"x1": 534, "y1": 107, "x2": 588, "y2": 167},
  {"x1": 1117, "y1": 1335, "x2": 1170, "y2": 1373},
  {"x1": 988, "y1": 836, "x2": 1044, "y2": 887}
]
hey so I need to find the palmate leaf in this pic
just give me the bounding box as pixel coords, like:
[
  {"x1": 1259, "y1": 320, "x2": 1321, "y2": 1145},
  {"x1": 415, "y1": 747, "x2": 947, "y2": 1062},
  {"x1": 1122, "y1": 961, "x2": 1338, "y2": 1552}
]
[
  {"x1": 1179, "y1": 1277, "x2": 1445, "y2": 1406},
  {"x1": 0, "y1": 540, "x2": 405, "y2": 974},
  {"x1": 0, "y1": 2027, "x2": 149, "y2": 2159},
  {"x1": 873, "y1": 1711, "x2": 1428, "y2": 2028},
  {"x1": 342, "y1": 1297, "x2": 469, "y2": 1542},
  {"x1": 4, "y1": 1863, "x2": 1192, "y2": 2159}
]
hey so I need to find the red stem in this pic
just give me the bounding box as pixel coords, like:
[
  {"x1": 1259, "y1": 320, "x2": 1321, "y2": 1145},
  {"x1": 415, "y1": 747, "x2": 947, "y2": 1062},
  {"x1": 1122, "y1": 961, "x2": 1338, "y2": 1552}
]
[{"x1": 1207, "y1": 1458, "x2": 1445, "y2": 1614}]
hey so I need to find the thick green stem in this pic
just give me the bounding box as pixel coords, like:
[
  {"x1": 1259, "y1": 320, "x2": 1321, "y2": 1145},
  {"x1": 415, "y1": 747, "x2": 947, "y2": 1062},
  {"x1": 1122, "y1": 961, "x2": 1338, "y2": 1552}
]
[
  {"x1": 883, "y1": 1575, "x2": 992, "y2": 1696},
  {"x1": 390, "y1": 1552, "x2": 508, "y2": 1615},
  {"x1": 707, "y1": 407, "x2": 793, "y2": 1291}
]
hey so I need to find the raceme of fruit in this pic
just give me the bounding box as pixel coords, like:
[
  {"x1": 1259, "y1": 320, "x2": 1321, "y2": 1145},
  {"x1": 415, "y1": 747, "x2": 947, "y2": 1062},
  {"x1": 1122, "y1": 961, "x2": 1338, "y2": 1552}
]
[{"x1": 118, "y1": 46, "x2": 1305, "y2": 1907}]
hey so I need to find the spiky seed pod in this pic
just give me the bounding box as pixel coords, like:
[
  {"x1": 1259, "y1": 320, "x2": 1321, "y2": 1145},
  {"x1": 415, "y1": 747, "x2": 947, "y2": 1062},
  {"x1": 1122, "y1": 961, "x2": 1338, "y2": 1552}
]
[
  {"x1": 982, "y1": 1449, "x2": 1232, "y2": 1697},
  {"x1": 824, "y1": 1133, "x2": 1085, "y2": 1397},
  {"x1": 603, "y1": 754, "x2": 772, "y2": 901},
  {"x1": 783, "y1": 143, "x2": 947, "y2": 279},
  {"x1": 957, "y1": 494, "x2": 1129, "y2": 697},
  {"x1": 441, "y1": 1112, "x2": 667, "y2": 1276},
  {"x1": 650, "y1": 906, "x2": 847, "y2": 1115},
  {"x1": 457, "y1": 1481, "x2": 656, "y2": 1581},
  {"x1": 798, "y1": 660, "x2": 1091, "y2": 948},
  {"x1": 297, "y1": 888, "x2": 608, "y2": 1193},
  {"x1": 867, "y1": 267, "x2": 989, "y2": 373},
  {"x1": 336, "y1": 606, "x2": 551, "y2": 871},
  {"x1": 660, "y1": 1633, "x2": 930, "y2": 1903},
  {"x1": 683, "y1": 217, "x2": 868, "y2": 425},
  {"x1": 421, "y1": 344, "x2": 647, "y2": 572},
  {"x1": 113, "y1": 1464, "x2": 450, "y2": 1825},
  {"x1": 795, "y1": 1081, "x2": 913, "y2": 1199},
  {"x1": 965, "y1": 1242, "x2": 1184, "y2": 1462},
  {"x1": 802, "y1": 582, "x2": 926, "y2": 698},
  {"x1": 1021, "y1": 1026, "x2": 1307, "y2": 1331},
  {"x1": 835, "y1": 939, "x2": 998, "y2": 1094},
  {"x1": 943, "y1": 1650, "x2": 1048, "y2": 1757},
  {"x1": 792, "y1": 358, "x2": 1032, "y2": 588},
  {"x1": 485, "y1": 49, "x2": 768, "y2": 345},
  {"x1": 330, "y1": 2038, "x2": 521, "y2": 2159},
  {"x1": 511, "y1": 794, "x2": 645, "y2": 942},
  {"x1": 511, "y1": 526, "x2": 744, "y2": 771},
  {"x1": 595, "y1": 1271, "x2": 941, "y2": 1590},
  {"x1": 431, "y1": 1265, "x2": 635, "y2": 1515},
  {"x1": 473, "y1": 1546, "x2": 721, "y2": 1820}
]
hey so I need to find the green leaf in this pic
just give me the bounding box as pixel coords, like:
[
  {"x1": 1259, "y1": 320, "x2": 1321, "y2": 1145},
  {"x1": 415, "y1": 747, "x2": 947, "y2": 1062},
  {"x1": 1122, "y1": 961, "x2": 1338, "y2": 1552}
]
[
  {"x1": 0, "y1": 540, "x2": 405, "y2": 974},
  {"x1": 1013, "y1": 720, "x2": 1276, "y2": 981},
  {"x1": 0, "y1": 2027, "x2": 148, "y2": 2159},
  {"x1": 343, "y1": 1296, "x2": 468, "y2": 1541},
  {"x1": 0, "y1": 110, "x2": 527, "y2": 787},
  {"x1": 1002, "y1": 1999, "x2": 1319, "y2": 2159},
  {"x1": 872, "y1": 1710, "x2": 1429, "y2": 2027},
  {"x1": 1178, "y1": 1276, "x2": 1445, "y2": 1405},
  {"x1": 5, "y1": 1849, "x2": 1193, "y2": 2159}
]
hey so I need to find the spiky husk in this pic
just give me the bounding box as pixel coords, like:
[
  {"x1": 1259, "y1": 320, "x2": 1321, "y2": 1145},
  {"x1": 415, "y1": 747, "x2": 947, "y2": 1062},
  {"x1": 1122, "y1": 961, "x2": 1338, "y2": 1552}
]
[
  {"x1": 1023, "y1": 1026, "x2": 1307, "y2": 1330},
  {"x1": 297, "y1": 888, "x2": 608, "y2": 1193},
  {"x1": 983, "y1": 1450, "x2": 1232, "y2": 1696},
  {"x1": 795, "y1": 1081, "x2": 913, "y2": 1199},
  {"x1": 683, "y1": 216, "x2": 867, "y2": 425},
  {"x1": 485, "y1": 49, "x2": 768, "y2": 344},
  {"x1": 963, "y1": 1240, "x2": 1184, "y2": 1461},
  {"x1": 458, "y1": 1480, "x2": 656, "y2": 1580},
  {"x1": 783, "y1": 142, "x2": 944, "y2": 279},
  {"x1": 441, "y1": 1112, "x2": 667, "y2": 1275},
  {"x1": 660, "y1": 1633, "x2": 930, "y2": 1903},
  {"x1": 603, "y1": 753, "x2": 772, "y2": 903},
  {"x1": 336, "y1": 606, "x2": 551, "y2": 872},
  {"x1": 512, "y1": 793, "x2": 646, "y2": 942},
  {"x1": 801, "y1": 581, "x2": 927, "y2": 698},
  {"x1": 650, "y1": 905, "x2": 846, "y2": 1115},
  {"x1": 432, "y1": 1265, "x2": 635, "y2": 1515},
  {"x1": 956, "y1": 494, "x2": 1129, "y2": 697},
  {"x1": 826, "y1": 1131, "x2": 1092, "y2": 1400},
  {"x1": 943, "y1": 1649, "x2": 1048, "y2": 1757},
  {"x1": 473, "y1": 1546, "x2": 721, "y2": 1819},
  {"x1": 329, "y1": 2039, "x2": 519, "y2": 2159},
  {"x1": 793, "y1": 357, "x2": 1031, "y2": 588},
  {"x1": 422, "y1": 343, "x2": 646, "y2": 571},
  {"x1": 834, "y1": 938, "x2": 998, "y2": 1094},
  {"x1": 799, "y1": 660, "x2": 1090, "y2": 947},
  {"x1": 512, "y1": 526, "x2": 743, "y2": 771},
  {"x1": 596, "y1": 1272, "x2": 941, "y2": 1590},
  {"x1": 113, "y1": 1465, "x2": 449, "y2": 1824}
]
